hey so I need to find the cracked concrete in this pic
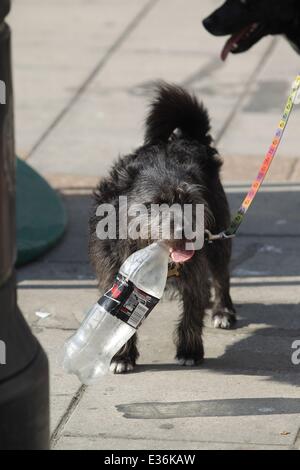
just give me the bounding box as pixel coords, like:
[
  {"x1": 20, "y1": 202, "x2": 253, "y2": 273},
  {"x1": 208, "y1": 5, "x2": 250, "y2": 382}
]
[{"x1": 11, "y1": 0, "x2": 300, "y2": 450}]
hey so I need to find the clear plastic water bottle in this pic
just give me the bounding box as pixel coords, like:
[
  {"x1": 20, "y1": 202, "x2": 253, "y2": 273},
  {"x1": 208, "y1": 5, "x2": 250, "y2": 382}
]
[{"x1": 62, "y1": 242, "x2": 170, "y2": 384}]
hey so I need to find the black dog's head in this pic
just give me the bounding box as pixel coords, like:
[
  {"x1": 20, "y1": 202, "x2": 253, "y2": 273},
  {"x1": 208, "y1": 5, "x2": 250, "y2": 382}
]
[
  {"x1": 203, "y1": 0, "x2": 300, "y2": 60},
  {"x1": 125, "y1": 140, "x2": 215, "y2": 262}
]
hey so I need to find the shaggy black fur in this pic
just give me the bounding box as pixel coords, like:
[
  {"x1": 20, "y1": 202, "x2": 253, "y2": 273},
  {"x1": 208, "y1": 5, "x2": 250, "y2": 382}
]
[
  {"x1": 203, "y1": 0, "x2": 300, "y2": 55},
  {"x1": 89, "y1": 83, "x2": 236, "y2": 373}
]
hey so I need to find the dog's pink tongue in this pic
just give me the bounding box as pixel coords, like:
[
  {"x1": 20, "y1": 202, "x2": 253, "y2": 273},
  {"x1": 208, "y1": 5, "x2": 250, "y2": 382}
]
[
  {"x1": 171, "y1": 249, "x2": 195, "y2": 263},
  {"x1": 221, "y1": 24, "x2": 256, "y2": 61},
  {"x1": 221, "y1": 35, "x2": 236, "y2": 61}
]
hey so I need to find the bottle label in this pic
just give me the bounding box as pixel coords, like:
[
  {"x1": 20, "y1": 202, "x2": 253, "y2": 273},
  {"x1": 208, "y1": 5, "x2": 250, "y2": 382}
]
[{"x1": 98, "y1": 274, "x2": 159, "y2": 329}]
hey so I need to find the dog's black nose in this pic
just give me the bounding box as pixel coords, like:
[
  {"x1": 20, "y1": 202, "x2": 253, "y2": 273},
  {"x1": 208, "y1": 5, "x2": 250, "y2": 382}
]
[
  {"x1": 202, "y1": 15, "x2": 215, "y2": 33},
  {"x1": 202, "y1": 14, "x2": 226, "y2": 36}
]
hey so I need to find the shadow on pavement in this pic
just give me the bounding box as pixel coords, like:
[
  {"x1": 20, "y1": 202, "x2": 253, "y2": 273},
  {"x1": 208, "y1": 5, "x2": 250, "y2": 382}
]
[{"x1": 116, "y1": 397, "x2": 300, "y2": 419}]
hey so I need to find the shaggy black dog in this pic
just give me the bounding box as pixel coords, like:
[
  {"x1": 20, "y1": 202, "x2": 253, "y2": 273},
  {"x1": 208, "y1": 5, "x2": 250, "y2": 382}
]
[
  {"x1": 89, "y1": 84, "x2": 235, "y2": 373},
  {"x1": 203, "y1": 0, "x2": 300, "y2": 60}
]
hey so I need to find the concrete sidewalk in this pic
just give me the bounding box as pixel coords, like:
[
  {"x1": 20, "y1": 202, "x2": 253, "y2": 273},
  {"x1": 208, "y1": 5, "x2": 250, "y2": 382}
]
[{"x1": 11, "y1": 0, "x2": 300, "y2": 450}]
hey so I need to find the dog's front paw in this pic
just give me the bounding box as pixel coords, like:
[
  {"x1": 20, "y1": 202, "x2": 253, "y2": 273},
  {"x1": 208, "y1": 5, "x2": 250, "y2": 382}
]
[
  {"x1": 212, "y1": 309, "x2": 236, "y2": 329},
  {"x1": 110, "y1": 360, "x2": 135, "y2": 374},
  {"x1": 176, "y1": 339, "x2": 204, "y2": 367},
  {"x1": 176, "y1": 358, "x2": 199, "y2": 367},
  {"x1": 176, "y1": 349, "x2": 204, "y2": 367}
]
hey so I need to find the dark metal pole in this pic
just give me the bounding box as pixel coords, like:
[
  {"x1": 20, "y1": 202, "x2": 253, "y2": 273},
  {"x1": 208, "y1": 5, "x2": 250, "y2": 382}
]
[{"x1": 0, "y1": 0, "x2": 50, "y2": 449}]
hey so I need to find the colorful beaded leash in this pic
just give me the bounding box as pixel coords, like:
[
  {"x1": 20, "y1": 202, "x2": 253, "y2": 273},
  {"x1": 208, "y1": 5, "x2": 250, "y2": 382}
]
[{"x1": 206, "y1": 74, "x2": 300, "y2": 243}]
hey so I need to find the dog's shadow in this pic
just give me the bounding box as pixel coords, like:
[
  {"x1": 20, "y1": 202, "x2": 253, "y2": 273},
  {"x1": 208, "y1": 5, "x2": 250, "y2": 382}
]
[{"x1": 135, "y1": 302, "x2": 300, "y2": 387}]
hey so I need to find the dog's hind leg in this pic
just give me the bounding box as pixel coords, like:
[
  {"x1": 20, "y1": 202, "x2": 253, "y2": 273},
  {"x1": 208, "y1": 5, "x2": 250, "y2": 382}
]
[{"x1": 206, "y1": 240, "x2": 236, "y2": 329}]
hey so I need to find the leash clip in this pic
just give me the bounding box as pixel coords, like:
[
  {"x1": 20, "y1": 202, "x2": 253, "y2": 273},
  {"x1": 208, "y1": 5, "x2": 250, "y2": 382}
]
[
  {"x1": 167, "y1": 262, "x2": 181, "y2": 278},
  {"x1": 205, "y1": 230, "x2": 236, "y2": 244}
]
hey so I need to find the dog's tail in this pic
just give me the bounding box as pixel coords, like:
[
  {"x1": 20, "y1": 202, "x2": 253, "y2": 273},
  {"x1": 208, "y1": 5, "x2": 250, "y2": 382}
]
[{"x1": 144, "y1": 82, "x2": 212, "y2": 146}]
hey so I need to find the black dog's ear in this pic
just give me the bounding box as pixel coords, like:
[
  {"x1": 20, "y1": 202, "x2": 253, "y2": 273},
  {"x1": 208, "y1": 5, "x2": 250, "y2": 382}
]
[
  {"x1": 110, "y1": 156, "x2": 140, "y2": 193},
  {"x1": 93, "y1": 155, "x2": 140, "y2": 204},
  {"x1": 285, "y1": 30, "x2": 300, "y2": 54}
]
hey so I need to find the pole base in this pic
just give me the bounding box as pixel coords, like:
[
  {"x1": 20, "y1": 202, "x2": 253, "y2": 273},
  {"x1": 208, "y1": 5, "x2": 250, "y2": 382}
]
[
  {"x1": 0, "y1": 275, "x2": 50, "y2": 449},
  {"x1": 0, "y1": 336, "x2": 49, "y2": 449}
]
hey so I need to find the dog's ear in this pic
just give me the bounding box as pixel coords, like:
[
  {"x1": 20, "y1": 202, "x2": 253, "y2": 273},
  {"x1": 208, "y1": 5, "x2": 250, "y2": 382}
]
[
  {"x1": 93, "y1": 155, "x2": 140, "y2": 204},
  {"x1": 113, "y1": 157, "x2": 142, "y2": 191},
  {"x1": 285, "y1": 29, "x2": 300, "y2": 53}
]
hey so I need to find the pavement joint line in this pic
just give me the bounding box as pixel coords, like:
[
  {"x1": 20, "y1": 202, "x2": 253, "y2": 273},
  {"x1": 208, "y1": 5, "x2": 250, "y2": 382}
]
[
  {"x1": 32, "y1": 324, "x2": 300, "y2": 338},
  {"x1": 51, "y1": 384, "x2": 87, "y2": 448},
  {"x1": 236, "y1": 233, "x2": 300, "y2": 238},
  {"x1": 233, "y1": 283, "x2": 300, "y2": 287},
  {"x1": 24, "y1": 318, "x2": 300, "y2": 339},
  {"x1": 232, "y1": 282, "x2": 300, "y2": 288},
  {"x1": 60, "y1": 189, "x2": 93, "y2": 196},
  {"x1": 17, "y1": 284, "x2": 98, "y2": 290},
  {"x1": 60, "y1": 432, "x2": 289, "y2": 448},
  {"x1": 181, "y1": 56, "x2": 223, "y2": 88},
  {"x1": 25, "y1": 260, "x2": 90, "y2": 265},
  {"x1": 225, "y1": 182, "x2": 300, "y2": 188},
  {"x1": 58, "y1": 187, "x2": 95, "y2": 192},
  {"x1": 17, "y1": 277, "x2": 95, "y2": 282},
  {"x1": 226, "y1": 184, "x2": 300, "y2": 193},
  {"x1": 203, "y1": 326, "x2": 300, "y2": 338},
  {"x1": 127, "y1": 48, "x2": 226, "y2": 57},
  {"x1": 24, "y1": 0, "x2": 160, "y2": 162},
  {"x1": 292, "y1": 426, "x2": 300, "y2": 449},
  {"x1": 225, "y1": 276, "x2": 300, "y2": 282},
  {"x1": 45, "y1": 181, "x2": 300, "y2": 193},
  {"x1": 19, "y1": 273, "x2": 300, "y2": 291},
  {"x1": 215, "y1": 37, "x2": 278, "y2": 145},
  {"x1": 204, "y1": 365, "x2": 296, "y2": 374}
]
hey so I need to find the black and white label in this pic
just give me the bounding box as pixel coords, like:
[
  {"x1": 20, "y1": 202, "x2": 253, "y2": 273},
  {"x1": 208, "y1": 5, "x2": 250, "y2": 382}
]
[{"x1": 98, "y1": 274, "x2": 159, "y2": 329}]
